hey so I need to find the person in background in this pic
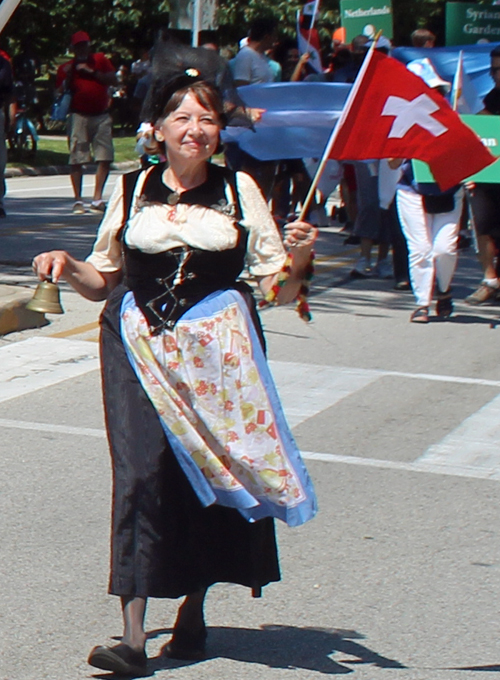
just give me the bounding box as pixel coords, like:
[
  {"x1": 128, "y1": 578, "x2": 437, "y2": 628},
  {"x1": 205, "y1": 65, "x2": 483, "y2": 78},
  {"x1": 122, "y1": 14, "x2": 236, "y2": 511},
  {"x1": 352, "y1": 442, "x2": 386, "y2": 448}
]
[
  {"x1": 349, "y1": 160, "x2": 393, "y2": 279},
  {"x1": 271, "y1": 38, "x2": 310, "y2": 223},
  {"x1": 392, "y1": 60, "x2": 463, "y2": 323},
  {"x1": 130, "y1": 48, "x2": 151, "y2": 80},
  {"x1": 332, "y1": 35, "x2": 369, "y2": 83},
  {"x1": 56, "y1": 31, "x2": 117, "y2": 214},
  {"x1": 0, "y1": 52, "x2": 14, "y2": 218},
  {"x1": 226, "y1": 18, "x2": 280, "y2": 200},
  {"x1": 111, "y1": 64, "x2": 132, "y2": 134},
  {"x1": 230, "y1": 18, "x2": 278, "y2": 87},
  {"x1": 411, "y1": 29, "x2": 436, "y2": 49},
  {"x1": 465, "y1": 45, "x2": 500, "y2": 304},
  {"x1": 348, "y1": 37, "x2": 394, "y2": 278},
  {"x1": 273, "y1": 38, "x2": 303, "y2": 83}
]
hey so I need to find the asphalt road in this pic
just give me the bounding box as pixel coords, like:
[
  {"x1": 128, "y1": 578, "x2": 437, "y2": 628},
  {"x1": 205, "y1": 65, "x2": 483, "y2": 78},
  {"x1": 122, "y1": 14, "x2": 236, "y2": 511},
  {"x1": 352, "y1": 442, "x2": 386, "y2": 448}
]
[{"x1": 1, "y1": 173, "x2": 500, "y2": 680}]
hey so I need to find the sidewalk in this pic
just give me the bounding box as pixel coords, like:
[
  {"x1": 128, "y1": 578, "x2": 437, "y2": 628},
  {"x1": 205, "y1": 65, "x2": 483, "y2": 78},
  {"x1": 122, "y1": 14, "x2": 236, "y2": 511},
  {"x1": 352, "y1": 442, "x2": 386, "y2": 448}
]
[{"x1": 0, "y1": 156, "x2": 141, "y2": 335}]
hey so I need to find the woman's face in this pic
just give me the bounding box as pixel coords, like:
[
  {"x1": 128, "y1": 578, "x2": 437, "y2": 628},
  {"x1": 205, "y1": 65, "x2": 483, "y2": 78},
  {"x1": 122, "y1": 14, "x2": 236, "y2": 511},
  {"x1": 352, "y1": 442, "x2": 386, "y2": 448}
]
[{"x1": 156, "y1": 91, "x2": 221, "y2": 163}]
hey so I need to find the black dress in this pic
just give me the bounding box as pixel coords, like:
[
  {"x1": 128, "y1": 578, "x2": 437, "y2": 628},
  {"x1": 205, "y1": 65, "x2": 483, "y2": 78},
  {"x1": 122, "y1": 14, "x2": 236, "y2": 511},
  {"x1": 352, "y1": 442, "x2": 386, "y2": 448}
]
[{"x1": 99, "y1": 164, "x2": 281, "y2": 599}]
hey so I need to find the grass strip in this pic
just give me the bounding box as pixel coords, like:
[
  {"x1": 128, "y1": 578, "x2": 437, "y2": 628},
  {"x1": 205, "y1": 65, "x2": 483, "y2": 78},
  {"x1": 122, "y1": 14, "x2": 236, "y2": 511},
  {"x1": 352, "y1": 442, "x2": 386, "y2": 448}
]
[{"x1": 7, "y1": 135, "x2": 139, "y2": 169}]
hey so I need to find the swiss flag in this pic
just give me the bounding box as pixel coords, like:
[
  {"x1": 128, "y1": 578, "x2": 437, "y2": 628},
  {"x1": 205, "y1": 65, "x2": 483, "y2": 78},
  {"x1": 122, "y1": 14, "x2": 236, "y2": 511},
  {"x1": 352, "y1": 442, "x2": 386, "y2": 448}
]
[{"x1": 329, "y1": 50, "x2": 495, "y2": 191}]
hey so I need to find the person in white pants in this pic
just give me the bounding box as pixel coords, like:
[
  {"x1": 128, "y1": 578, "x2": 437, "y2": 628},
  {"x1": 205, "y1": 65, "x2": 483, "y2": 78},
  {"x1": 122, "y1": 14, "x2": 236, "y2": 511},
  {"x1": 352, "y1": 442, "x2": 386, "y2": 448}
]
[
  {"x1": 396, "y1": 184, "x2": 464, "y2": 322},
  {"x1": 392, "y1": 57, "x2": 464, "y2": 324}
]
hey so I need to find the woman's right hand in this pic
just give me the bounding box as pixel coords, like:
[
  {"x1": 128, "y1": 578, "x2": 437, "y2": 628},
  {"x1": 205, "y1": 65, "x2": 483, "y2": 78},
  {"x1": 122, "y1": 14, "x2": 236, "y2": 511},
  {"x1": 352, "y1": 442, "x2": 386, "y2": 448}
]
[{"x1": 32, "y1": 250, "x2": 73, "y2": 284}]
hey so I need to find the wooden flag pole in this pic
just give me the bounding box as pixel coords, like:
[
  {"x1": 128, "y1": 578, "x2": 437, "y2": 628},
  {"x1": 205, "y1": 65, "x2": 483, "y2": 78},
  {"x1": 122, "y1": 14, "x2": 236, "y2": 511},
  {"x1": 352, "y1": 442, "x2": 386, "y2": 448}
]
[
  {"x1": 298, "y1": 30, "x2": 383, "y2": 222},
  {"x1": 0, "y1": 0, "x2": 22, "y2": 35},
  {"x1": 451, "y1": 50, "x2": 463, "y2": 112}
]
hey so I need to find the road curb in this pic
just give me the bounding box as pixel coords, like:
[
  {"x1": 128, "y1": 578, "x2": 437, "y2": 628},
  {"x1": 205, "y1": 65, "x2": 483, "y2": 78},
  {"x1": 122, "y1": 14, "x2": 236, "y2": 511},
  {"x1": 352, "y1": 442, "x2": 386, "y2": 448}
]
[
  {"x1": 5, "y1": 159, "x2": 140, "y2": 178},
  {"x1": 0, "y1": 284, "x2": 48, "y2": 336},
  {"x1": 1, "y1": 160, "x2": 140, "y2": 335}
]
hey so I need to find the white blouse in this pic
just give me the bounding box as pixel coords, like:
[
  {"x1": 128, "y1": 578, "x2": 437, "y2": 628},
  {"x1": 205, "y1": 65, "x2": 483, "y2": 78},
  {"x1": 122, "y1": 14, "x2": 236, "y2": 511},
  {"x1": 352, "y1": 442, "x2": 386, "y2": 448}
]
[{"x1": 86, "y1": 167, "x2": 287, "y2": 278}]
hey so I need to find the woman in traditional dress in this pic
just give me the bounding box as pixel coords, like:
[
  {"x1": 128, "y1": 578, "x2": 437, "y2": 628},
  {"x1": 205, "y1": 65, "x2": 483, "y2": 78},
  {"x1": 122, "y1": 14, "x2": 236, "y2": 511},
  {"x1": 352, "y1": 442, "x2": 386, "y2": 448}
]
[{"x1": 33, "y1": 38, "x2": 317, "y2": 677}]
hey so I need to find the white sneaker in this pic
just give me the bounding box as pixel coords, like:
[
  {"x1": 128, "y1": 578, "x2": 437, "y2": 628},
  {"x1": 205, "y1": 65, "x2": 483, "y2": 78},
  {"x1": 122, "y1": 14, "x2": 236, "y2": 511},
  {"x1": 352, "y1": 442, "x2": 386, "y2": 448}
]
[
  {"x1": 72, "y1": 201, "x2": 85, "y2": 214},
  {"x1": 351, "y1": 256, "x2": 372, "y2": 278},
  {"x1": 373, "y1": 258, "x2": 393, "y2": 279}
]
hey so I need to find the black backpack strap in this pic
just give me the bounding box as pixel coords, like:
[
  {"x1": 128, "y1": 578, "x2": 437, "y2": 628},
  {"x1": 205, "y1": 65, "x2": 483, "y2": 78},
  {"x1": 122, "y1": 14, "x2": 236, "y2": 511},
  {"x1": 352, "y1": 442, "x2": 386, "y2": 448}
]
[
  {"x1": 115, "y1": 168, "x2": 146, "y2": 242},
  {"x1": 210, "y1": 164, "x2": 244, "y2": 222}
]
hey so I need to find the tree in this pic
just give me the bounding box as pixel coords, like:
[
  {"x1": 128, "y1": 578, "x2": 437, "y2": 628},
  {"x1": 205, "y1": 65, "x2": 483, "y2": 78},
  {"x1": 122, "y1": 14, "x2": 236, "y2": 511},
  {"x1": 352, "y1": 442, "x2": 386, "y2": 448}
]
[
  {"x1": 1, "y1": 0, "x2": 496, "y2": 68},
  {"x1": 217, "y1": 0, "x2": 340, "y2": 46},
  {"x1": 2, "y1": 0, "x2": 169, "y2": 66}
]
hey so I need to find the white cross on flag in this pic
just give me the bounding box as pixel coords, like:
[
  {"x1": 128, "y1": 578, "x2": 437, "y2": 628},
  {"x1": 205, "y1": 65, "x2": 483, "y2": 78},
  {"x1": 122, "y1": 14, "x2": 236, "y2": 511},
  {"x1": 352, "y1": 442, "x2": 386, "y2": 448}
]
[{"x1": 328, "y1": 50, "x2": 495, "y2": 190}]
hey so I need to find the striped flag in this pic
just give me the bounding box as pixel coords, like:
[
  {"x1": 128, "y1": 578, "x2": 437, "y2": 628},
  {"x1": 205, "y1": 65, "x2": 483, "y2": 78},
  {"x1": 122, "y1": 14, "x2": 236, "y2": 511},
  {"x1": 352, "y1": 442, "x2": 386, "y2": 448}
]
[
  {"x1": 450, "y1": 50, "x2": 482, "y2": 114},
  {"x1": 297, "y1": 1, "x2": 323, "y2": 73}
]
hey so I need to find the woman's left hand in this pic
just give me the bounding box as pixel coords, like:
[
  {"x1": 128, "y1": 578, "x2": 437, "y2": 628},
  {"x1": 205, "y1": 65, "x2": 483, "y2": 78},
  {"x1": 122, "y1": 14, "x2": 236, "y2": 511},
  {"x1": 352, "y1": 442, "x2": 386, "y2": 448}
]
[{"x1": 283, "y1": 221, "x2": 318, "y2": 249}]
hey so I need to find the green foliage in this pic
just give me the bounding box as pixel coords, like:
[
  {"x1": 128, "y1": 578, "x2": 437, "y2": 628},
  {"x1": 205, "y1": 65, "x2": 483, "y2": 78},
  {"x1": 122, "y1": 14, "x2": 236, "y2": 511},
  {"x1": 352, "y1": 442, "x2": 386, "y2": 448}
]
[
  {"x1": 218, "y1": 0, "x2": 340, "y2": 46},
  {"x1": 2, "y1": 0, "x2": 499, "y2": 72},
  {"x1": 2, "y1": 0, "x2": 170, "y2": 67}
]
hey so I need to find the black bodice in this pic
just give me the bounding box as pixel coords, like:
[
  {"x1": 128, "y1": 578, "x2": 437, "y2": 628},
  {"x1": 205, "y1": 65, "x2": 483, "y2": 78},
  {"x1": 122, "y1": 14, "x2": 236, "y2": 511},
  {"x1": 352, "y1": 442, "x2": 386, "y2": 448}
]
[{"x1": 120, "y1": 163, "x2": 248, "y2": 332}]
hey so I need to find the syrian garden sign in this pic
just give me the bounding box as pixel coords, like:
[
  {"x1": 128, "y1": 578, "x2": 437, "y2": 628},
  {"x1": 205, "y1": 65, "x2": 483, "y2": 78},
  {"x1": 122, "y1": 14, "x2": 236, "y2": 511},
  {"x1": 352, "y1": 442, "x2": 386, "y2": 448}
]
[{"x1": 446, "y1": 2, "x2": 500, "y2": 46}]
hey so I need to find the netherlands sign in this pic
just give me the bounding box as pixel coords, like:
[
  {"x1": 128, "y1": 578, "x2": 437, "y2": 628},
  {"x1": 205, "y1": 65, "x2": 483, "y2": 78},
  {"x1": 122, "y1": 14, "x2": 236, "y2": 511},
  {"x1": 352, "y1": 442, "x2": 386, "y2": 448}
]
[{"x1": 340, "y1": 0, "x2": 393, "y2": 43}]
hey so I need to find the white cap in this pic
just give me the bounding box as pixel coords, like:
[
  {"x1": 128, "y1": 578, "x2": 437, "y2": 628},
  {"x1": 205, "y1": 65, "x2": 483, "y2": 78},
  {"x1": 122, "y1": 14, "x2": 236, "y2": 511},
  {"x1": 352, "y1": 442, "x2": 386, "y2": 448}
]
[
  {"x1": 239, "y1": 37, "x2": 249, "y2": 49},
  {"x1": 407, "y1": 58, "x2": 451, "y2": 92}
]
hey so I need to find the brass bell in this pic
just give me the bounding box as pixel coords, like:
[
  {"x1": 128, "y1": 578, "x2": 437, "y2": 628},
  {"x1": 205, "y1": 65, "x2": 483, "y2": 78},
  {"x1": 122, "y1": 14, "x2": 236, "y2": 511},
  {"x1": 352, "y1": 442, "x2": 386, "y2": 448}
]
[{"x1": 26, "y1": 280, "x2": 64, "y2": 314}]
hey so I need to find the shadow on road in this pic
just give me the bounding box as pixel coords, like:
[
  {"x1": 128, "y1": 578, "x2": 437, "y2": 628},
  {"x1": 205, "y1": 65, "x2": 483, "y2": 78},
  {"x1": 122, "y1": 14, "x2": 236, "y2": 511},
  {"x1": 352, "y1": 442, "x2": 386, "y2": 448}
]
[{"x1": 134, "y1": 624, "x2": 406, "y2": 675}]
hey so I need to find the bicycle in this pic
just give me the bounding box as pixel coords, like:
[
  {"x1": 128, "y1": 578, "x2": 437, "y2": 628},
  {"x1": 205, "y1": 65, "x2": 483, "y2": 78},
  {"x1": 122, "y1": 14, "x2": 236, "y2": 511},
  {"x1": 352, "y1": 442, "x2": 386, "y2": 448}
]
[{"x1": 8, "y1": 80, "x2": 38, "y2": 161}]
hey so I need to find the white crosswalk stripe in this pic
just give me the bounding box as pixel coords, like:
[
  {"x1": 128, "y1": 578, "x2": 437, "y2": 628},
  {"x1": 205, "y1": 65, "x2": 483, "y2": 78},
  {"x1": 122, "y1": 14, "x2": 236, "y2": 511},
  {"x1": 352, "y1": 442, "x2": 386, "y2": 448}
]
[{"x1": 0, "y1": 337, "x2": 499, "y2": 481}]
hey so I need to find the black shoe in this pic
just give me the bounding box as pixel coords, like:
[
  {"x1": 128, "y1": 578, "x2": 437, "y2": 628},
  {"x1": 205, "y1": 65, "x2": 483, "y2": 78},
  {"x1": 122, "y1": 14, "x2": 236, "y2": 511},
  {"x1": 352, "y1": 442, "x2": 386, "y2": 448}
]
[
  {"x1": 394, "y1": 280, "x2": 411, "y2": 291},
  {"x1": 164, "y1": 626, "x2": 207, "y2": 661},
  {"x1": 0, "y1": 206, "x2": 6, "y2": 218},
  {"x1": 436, "y1": 293, "x2": 453, "y2": 318},
  {"x1": 88, "y1": 643, "x2": 148, "y2": 676},
  {"x1": 457, "y1": 233, "x2": 472, "y2": 250}
]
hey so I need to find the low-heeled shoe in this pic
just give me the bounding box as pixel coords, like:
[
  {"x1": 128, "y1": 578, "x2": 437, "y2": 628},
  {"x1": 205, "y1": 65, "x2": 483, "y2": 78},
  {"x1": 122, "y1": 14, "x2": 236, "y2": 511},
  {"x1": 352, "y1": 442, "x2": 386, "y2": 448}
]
[
  {"x1": 164, "y1": 626, "x2": 207, "y2": 661},
  {"x1": 88, "y1": 643, "x2": 148, "y2": 676}
]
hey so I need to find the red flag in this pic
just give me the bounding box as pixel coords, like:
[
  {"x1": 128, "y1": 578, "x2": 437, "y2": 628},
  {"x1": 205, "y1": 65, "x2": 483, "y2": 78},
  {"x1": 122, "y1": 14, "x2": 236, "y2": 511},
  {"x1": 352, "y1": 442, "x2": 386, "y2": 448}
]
[{"x1": 329, "y1": 50, "x2": 495, "y2": 191}]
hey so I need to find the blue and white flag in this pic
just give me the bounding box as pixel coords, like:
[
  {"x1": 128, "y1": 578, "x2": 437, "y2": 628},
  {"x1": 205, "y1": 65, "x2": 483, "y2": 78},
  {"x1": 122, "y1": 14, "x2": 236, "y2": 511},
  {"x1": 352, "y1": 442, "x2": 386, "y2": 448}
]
[
  {"x1": 393, "y1": 43, "x2": 499, "y2": 106},
  {"x1": 221, "y1": 82, "x2": 352, "y2": 160}
]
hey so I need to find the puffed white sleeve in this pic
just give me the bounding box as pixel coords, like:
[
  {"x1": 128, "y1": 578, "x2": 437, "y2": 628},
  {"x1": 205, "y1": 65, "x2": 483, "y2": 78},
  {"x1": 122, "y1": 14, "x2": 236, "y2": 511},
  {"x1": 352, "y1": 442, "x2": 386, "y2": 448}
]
[
  {"x1": 85, "y1": 176, "x2": 125, "y2": 272},
  {"x1": 236, "y1": 171, "x2": 287, "y2": 277}
]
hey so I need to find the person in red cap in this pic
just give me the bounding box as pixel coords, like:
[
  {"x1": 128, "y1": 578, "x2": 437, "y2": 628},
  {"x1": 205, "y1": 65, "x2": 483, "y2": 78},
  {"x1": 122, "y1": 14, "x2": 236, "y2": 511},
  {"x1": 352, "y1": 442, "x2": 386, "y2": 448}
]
[{"x1": 56, "y1": 31, "x2": 117, "y2": 214}]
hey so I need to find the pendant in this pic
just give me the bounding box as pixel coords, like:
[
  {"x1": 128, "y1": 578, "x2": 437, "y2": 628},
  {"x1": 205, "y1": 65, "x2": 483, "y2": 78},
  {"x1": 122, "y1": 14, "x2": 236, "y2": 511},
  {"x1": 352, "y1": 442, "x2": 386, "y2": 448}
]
[{"x1": 168, "y1": 191, "x2": 180, "y2": 206}]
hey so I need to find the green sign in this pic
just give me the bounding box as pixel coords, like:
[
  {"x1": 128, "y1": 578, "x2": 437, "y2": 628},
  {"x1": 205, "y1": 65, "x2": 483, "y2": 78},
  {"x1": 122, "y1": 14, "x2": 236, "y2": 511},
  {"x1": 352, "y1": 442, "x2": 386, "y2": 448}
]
[
  {"x1": 446, "y1": 2, "x2": 500, "y2": 46},
  {"x1": 413, "y1": 115, "x2": 500, "y2": 184},
  {"x1": 340, "y1": 0, "x2": 393, "y2": 43}
]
